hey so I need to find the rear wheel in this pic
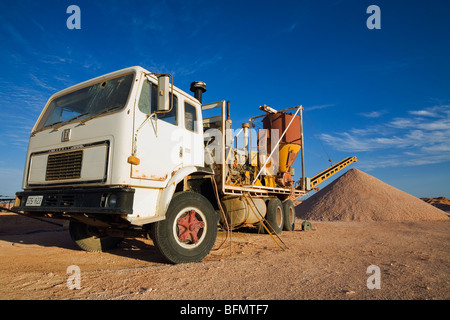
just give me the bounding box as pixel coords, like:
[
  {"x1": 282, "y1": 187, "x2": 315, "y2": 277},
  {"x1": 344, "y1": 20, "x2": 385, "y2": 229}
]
[
  {"x1": 282, "y1": 200, "x2": 296, "y2": 231},
  {"x1": 259, "y1": 197, "x2": 284, "y2": 234},
  {"x1": 151, "y1": 191, "x2": 218, "y2": 264},
  {"x1": 69, "y1": 221, "x2": 123, "y2": 252}
]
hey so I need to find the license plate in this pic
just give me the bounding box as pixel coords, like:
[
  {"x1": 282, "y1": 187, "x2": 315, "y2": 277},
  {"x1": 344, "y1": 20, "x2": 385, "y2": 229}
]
[{"x1": 26, "y1": 195, "x2": 43, "y2": 207}]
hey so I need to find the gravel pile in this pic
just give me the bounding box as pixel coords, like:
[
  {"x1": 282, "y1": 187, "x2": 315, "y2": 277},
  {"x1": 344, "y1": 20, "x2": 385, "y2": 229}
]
[
  {"x1": 421, "y1": 197, "x2": 450, "y2": 213},
  {"x1": 296, "y1": 168, "x2": 449, "y2": 222}
]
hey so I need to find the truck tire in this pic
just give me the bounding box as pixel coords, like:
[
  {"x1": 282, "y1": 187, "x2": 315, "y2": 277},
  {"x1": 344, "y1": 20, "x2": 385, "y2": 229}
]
[
  {"x1": 69, "y1": 221, "x2": 123, "y2": 252},
  {"x1": 282, "y1": 200, "x2": 296, "y2": 231},
  {"x1": 150, "y1": 191, "x2": 218, "y2": 264},
  {"x1": 259, "y1": 197, "x2": 284, "y2": 234}
]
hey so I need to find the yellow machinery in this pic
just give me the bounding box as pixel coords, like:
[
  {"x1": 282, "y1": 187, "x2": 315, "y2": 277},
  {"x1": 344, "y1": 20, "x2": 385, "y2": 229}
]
[
  {"x1": 308, "y1": 156, "x2": 358, "y2": 190},
  {"x1": 221, "y1": 104, "x2": 357, "y2": 192}
]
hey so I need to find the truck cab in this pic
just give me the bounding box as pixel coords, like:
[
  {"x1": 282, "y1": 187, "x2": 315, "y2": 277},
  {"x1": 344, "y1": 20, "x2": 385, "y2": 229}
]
[{"x1": 14, "y1": 66, "x2": 218, "y2": 263}]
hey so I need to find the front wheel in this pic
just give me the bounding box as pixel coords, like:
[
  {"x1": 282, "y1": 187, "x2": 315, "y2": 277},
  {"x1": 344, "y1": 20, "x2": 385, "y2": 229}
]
[
  {"x1": 69, "y1": 221, "x2": 123, "y2": 252},
  {"x1": 150, "y1": 192, "x2": 218, "y2": 264}
]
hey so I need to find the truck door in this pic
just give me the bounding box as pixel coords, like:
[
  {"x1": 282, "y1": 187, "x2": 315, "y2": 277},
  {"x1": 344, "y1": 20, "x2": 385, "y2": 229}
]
[
  {"x1": 132, "y1": 78, "x2": 182, "y2": 185},
  {"x1": 182, "y1": 100, "x2": 203, "y2": 167}
]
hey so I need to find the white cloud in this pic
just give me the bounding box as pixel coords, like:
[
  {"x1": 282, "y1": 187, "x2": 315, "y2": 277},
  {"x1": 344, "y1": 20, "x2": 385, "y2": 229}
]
[
  {"x1": 388, "y1": 118, "x2": 415, "y2": 128},
  {"x1": 417, "y1": 119, "x2": 450, "y2": 131},
  {"x1": 320, "y1": 132, "x2": 375, "y2": 152},
  {"x1": 305, "y1": 104, "x2": 335, "y2": 111},
  {"x1": 422, "y1": 143, "x2": 450, "y2": 153},
  {"x1": 409, "y1": 110, "x2": 438, "y2": 117},
  {"x1": 358, "y1": 153, "x2": 450, "y2": 171},
  {"x1": 29, "y1": 74, "x2": 57, "y2": 92},
  {"x1": 359, "y1": 110, "x2": 386, "y2": 118},
  {"x1": 408, "y1": 105, "x2": 447, "y2": 118},
  {"x1": 320, "y1": 104, "x2": 450, "y2": 170}
]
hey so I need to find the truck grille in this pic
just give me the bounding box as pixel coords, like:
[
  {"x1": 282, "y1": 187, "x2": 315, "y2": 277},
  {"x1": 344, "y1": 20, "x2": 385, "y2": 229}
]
[
  {"x1": 43, "y1": 194, "x2": 76, "y2": 206},
  {"x1": 46, "y1": 150, "x2": 83, "y2": 181}
]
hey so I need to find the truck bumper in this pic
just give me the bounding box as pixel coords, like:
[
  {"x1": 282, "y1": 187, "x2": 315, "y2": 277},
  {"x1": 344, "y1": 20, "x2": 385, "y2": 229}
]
[{"x1": 13, "y1": 187, "x2": 135, "y2": 215}]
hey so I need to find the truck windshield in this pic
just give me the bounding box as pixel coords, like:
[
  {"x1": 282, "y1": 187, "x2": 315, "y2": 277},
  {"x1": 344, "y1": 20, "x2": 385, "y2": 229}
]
[{"x1": 35, "y1": 73, "x2": 134, "y2": 131}]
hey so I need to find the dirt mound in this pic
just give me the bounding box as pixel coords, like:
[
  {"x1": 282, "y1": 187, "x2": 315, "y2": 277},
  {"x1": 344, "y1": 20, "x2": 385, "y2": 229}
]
[
  {"x1": 296, "y1": 168, "x2": 449, "y2": 222},
  {"x1": 421, "y1": 197, "x2": 450, "y2": 213}
]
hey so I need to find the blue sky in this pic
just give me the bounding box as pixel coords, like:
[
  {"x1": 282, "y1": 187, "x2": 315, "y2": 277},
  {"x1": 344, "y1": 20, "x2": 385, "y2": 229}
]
[{"x1": 0, "y1": 0, "x2": 449, "y2": 198}]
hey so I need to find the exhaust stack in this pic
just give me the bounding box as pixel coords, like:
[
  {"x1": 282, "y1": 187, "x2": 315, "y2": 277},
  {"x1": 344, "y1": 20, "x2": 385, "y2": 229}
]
[{"x1": 190, "y1": 81, "x2": 207, "y2": 103}]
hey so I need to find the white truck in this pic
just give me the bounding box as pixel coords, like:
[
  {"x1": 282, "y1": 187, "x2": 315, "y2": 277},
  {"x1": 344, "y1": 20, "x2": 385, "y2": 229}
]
[{"x1": 13, "y1": 66, "x2": 356, "y2": 264}]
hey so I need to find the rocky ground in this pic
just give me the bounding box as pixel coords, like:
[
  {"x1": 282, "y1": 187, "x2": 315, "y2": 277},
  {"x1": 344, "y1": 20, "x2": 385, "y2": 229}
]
[
  {"x1": 0, "y1": 211, "x2": 448, "y2": 301},
  {"x1": 1, "y1": 169, "x2": 448, "y2": 306}
]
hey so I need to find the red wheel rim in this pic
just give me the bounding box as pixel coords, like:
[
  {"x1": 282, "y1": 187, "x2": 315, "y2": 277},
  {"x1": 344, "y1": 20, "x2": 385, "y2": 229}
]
[{"x1": 176, "y1": 210, "x2": 205, "y2": 245}]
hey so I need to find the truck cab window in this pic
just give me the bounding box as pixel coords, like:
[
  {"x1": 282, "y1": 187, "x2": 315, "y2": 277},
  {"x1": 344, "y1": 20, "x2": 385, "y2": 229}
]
[
  {"x1": 184, "y1": 102, "x2": 198, "y2": 132},
  {"x1": 160, "y1": 93, "x2": 178, "y2": 125},
  {"x1": 37, "y1": 73, "x2": 134, "y2": 131},
  {"x1": 137, "y1": 80, "x2": 156, "y2": 114},
  {"x1": 138, "y1": 80, "x2": 177, "y2": 126}
]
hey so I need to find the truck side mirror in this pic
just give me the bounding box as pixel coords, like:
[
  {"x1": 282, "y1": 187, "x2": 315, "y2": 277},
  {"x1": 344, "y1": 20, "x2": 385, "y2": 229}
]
[{"x1": 157, "y1": 75, "x2": 170, "y2": 112}]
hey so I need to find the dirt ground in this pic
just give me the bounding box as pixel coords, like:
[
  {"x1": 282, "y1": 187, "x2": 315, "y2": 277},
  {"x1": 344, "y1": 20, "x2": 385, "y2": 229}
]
[{"x1": 0, "y1": 211, "x2": 449, "y2": 301}]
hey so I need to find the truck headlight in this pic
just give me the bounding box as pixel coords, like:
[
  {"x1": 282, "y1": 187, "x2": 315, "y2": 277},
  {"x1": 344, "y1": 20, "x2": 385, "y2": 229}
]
[{"x1": 107, "y1": 194, "x2": 117, "y2": 208}]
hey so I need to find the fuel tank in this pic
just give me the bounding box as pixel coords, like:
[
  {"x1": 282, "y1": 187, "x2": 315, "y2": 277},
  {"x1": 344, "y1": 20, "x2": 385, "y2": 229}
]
[{"x1": 220, "y1": 197, "x2": 266, "y2": 227}]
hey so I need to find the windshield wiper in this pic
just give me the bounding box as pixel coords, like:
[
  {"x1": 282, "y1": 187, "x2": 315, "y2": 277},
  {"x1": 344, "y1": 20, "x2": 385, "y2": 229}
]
[
  {"x1": 52, "y1": 112, "x2": 90, "y2": 131},
  {"x1": 79, "y1": 105, "x2": 122, "y2": 125}
]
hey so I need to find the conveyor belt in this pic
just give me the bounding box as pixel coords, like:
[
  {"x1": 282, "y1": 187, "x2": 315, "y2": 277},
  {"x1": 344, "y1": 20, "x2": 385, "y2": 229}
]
[{"x1": 310, "y1": 156, "x2": 357, "y2": 188}]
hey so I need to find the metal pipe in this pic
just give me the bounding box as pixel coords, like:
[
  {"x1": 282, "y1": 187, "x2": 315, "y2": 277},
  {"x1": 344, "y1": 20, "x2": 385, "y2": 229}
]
[
  {"x1": 300, "y1": 107, "x2": 305, "y2": 186},
  {"x1": 242, "y1": 123, "x2": 249, "y2": 158}
]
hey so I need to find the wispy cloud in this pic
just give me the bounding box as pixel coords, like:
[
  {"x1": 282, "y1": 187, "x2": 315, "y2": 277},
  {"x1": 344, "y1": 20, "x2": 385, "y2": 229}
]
[
  {"x1": 286, "y1": 22, "x2": 297, "y2": 33},
  {"x1": 320, "y1": 104, "x2": 450, "y2": 170},
  {"x1": 359, "y1": 110, "x2": 387, "y2": 118},
  {"x1": 408, "y1": 105, "x2": 445, "y2": 118},
  {"x1": 0, "y1": 81, "x2": 46, "y2": 150},
  {"x1": 321, "y1": 132, "x2": 374, "y2": 152},
  {"x1": 356, "y1": 152, "x2": 450, "y2": 171},
  {"x1": 39, "y1": 54, "x2": 74, "y2": 65},
  {"x1": 29, "y1": 73, "x2": 57, "y2": 92},
  {"x1": 2, "y1": 20, "x2": 29, "y2": 51},
  {"x1": 305, "y1": 104, "x2": 335, "y2": 111}
]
